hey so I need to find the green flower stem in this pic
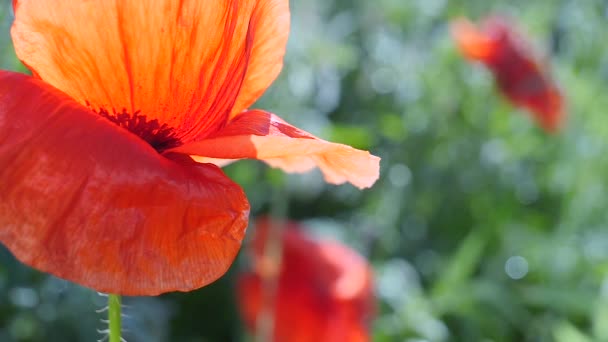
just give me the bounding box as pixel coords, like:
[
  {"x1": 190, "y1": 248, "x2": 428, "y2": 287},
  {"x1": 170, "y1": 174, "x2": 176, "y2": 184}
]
[
  {"x1": 255, "y1": 175, "x2": 288, "y2": 341},
  {"x1": 108, "y1": 294, "x2": 122, "y2": 342}
]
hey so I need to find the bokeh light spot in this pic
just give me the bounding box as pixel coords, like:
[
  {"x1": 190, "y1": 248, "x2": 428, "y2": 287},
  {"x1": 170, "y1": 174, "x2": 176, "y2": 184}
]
[{"x1": 505, "y1": 256, "x2": 529, "y2": 280}]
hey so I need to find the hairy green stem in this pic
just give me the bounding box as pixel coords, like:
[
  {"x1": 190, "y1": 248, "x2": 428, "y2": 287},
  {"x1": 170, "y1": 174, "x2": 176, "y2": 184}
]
[{"x1": 108, "y1": 294, "x2": 122, "y2": 342}]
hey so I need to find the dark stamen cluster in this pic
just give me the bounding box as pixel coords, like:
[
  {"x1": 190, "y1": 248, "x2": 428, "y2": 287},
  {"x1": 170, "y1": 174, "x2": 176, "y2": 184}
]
[{"x1": 90, "y1": 104, "x2": 182, "y2": 152}]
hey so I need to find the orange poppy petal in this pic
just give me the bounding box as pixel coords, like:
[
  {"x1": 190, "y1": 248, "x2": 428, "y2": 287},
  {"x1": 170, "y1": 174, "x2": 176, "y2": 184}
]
[
  {"x1": 168, "y1": 110, "x2": 381, "y2": 189},
  {"x1": 12, "y1": 0, "x2": 288, "y2": 141},
  {"x1": 230, "y1": 0, "x2": 290, "y2": 118},
  {"x1": 0, "y1": 71, "x2": 249, "y2": 296},
  {"x1": 450, "y1": 17, "x2": 499, "y2": 61}
]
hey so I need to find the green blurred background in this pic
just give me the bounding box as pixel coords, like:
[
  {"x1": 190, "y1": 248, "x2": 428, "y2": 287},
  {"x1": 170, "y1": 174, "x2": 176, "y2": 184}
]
[{"x1": 1, "y1": 0, "x2": 608, "y2": 341}]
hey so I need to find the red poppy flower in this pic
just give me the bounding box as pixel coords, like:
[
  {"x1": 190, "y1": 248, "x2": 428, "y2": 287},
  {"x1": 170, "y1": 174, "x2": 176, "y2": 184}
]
[
  {"x1": 237, "y1": 218, "x2": 375, "y2": 342},
  {"x1": 0, "y1": 1, "x2": 380, "y2": 296},
  {"x1": 451, "y1": 16, "x2": 565, "y2": 132}
]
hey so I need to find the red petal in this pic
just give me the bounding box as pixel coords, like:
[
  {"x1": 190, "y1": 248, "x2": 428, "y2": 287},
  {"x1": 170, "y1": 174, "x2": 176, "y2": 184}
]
[
  {"x1": 237, "y1": 218, "x2": 375, "y2": 342},
  {"x1": 12, "y1": 0, "x2": 289, "y2": 141},
  {"x1": 452, "y1": 16, "x2": 565, "y2": 132},
  {"x1": 497, "y1": 69, "x2": 564, "y2": 132},
  {"x1": 168, "y1": 110, "x2": 381, "y2": 189},
  {"x1": 0, "y1": 71, "x2": 249, "y2": 295},
  {"x1": 451, "y1": 17, "x2": 499, "y2": 61}
]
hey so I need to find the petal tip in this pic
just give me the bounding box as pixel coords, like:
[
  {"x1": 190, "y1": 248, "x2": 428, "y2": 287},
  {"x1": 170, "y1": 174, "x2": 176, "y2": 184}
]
[
  {"x1": 450, "y1": 17, "x2": 497, "y2": 61},
  {"x1": 342, "y1": 153, "x2": 381, "y2": 190}
]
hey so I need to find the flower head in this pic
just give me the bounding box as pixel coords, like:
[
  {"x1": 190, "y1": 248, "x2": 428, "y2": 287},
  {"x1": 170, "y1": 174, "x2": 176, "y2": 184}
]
[
  {"x1": 0, "y1": 1, "x2": 380, "y2": 295},
  {"x1": 451, "y1": 16, "x2": 565, "y2": 132},
  {"x1": 237, "y1": 218, "x2": 375, "y2": 342}
]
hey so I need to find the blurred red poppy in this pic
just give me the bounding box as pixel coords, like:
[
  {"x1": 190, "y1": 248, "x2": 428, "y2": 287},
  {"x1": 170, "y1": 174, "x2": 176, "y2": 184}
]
[
  {"x1": 0, "y1": 1, "x2": 380, "y2": 296},
  {"x1": 451, "y1": 16, "x2": 565, "y2": 132},
  {"x1": 238, "y1": 218, "x2": 375, "y2": 342}
]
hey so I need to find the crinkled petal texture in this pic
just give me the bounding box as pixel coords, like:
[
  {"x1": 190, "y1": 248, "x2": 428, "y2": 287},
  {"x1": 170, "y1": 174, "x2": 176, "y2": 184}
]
[
  {"x1": 169, "y1": 110, "x2": 381, "y2": 189},
  {"x1": 12, "y1": 0, "x2": 380, "y2": 189},
  {"x1": 0, "y1": 71, "x2": 249, "y2": 296},
  {"x1": 12, "y1": 0, "x2": 289, "y2": 141},
  {"x1": 237, "y1": 219, "x2": 375, "y2": 342}
]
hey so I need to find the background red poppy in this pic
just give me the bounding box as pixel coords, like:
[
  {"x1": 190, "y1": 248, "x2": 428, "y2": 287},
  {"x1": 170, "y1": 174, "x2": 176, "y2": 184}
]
[
  {"x1": 451, "y1": 16, "x2": 565, "y2": 132},
  {"x1": 237, "y1": 218, "x2": 375, "y2": 342}
]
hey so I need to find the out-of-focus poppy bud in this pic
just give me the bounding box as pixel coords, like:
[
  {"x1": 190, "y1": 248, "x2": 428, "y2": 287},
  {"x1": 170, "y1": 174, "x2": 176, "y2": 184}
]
[
  {"x1": 451, "y1": 16, "x2": 565, "y2": 132},
  {"x1": 237, "y1": 218, "x2": 375, "y2": 342}
]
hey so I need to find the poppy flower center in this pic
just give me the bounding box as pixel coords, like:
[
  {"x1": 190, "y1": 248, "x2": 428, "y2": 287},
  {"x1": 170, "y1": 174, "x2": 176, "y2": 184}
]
[{"x1": 93, "y1": 106, "x2": 182, "y2": 152}]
